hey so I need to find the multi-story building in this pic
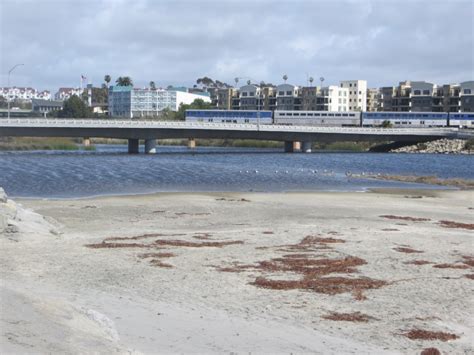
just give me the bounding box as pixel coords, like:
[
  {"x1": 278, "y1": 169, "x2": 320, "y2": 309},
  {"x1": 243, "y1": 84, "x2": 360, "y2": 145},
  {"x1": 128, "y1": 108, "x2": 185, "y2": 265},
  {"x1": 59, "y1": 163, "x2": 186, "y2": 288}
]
[
  {"x1": 31, "y1": 99, "x2": 63, "y2": 114},
  {"x1": 275, "y1": 84, "x2": 301, "y2": 111},
  {"x1": 215, "y1": 88, "x2": 239, "y2": 110},
  {"x1": 54, "y1": 87, "x2": 84, "y2": 101},
  {"x1": 340, "y1": 80, "x2": 367, "y2": 111},
  {"x1": 237, "y1": 84, "x2": 277, "y2": 111},
  {"x1": 378, "y1": 80, "x2": 473, "y2": 113},
  {"x1": 366, "y1": 88, "x2": 380, "y2": 112},
  {"x1": 108, "y1": 86, "x2": 211, "y2": 118},
  {"x1": 300, "y1": 85, "x2": 350, "y2": 112},
  {"x1": 0, "y1": 87, "x2": 51, "y2": 101}
]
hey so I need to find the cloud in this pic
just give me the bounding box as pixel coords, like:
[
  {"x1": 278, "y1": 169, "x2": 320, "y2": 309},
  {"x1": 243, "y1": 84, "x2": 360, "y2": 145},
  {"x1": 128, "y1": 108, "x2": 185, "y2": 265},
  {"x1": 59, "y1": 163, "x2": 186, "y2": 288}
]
[{"x1": 1, "y1": 0, "x2": 472, "y2": 92}]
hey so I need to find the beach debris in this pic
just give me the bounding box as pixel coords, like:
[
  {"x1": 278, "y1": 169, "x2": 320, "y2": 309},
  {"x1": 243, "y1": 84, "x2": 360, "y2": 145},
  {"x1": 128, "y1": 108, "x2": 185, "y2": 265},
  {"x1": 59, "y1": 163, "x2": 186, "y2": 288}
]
[
  {"x1": 393, "y1": 247, "x2": 424, "y2": 254},
  {"x1": 464, "y1": 274, "x2": 474, "y2": 280},
  {"x1": 175, "y1": 212, "x2": 211, "y2": 216},
  {"x1": 104, "y1": 233, "x2": 186, "y2": 242},
  {"x1": 438, "y1": 220, "x2": 474, "y2": 230},
  {"x1": 322, "y1": 311, "x2": 374, "y2": 322},
  {"x1": 138, "y1": 252, "x2": 175, "y2": 258},
  {"x1": 433, "y1": 263, "x2": 469, "y2": 269},
  {"x1": 262, "y1": 231, "x2": 274, "y2": 234},
  {"x1": 404, "y1": 260, "x2": 433, "y2": 265},
  {"x1": 217, "y1": 235, "x2": 386, "y2": 299},
  {"x1": 215, "y1": 197, "x2": 251, "y2": 202},
  {"x1": 420, "y1": 348, "x2": 441, "y2": 355},
  {"x1": 402, "y1": 329, "x2": 459, "y2": 342},
  {"x1": 382, "y1": 228, "x2": 399, "y2": 231},
  {"x1": 380, "y1": 215, "x2": 431, "y2": 222},
  {"x1": 149, "y1": 259, "x2": 173, "y2": 268},
  {"x1": 460, "y1": 255, "x2": 474, "y2": 267}
]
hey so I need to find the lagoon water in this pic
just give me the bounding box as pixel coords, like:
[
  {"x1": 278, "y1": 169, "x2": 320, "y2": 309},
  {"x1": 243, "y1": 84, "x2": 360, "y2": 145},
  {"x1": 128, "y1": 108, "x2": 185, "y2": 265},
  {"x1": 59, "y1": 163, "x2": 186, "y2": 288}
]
[{"x1": 0, "y1": 145, "x2": 472, "y2": 198}]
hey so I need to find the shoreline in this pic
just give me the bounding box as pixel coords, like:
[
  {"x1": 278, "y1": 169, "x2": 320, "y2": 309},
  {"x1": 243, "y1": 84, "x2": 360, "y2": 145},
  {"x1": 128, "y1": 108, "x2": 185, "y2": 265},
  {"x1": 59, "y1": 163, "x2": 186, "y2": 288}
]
[{"x1": 11, "y1": 185, "x2": 455, "y2": 202}]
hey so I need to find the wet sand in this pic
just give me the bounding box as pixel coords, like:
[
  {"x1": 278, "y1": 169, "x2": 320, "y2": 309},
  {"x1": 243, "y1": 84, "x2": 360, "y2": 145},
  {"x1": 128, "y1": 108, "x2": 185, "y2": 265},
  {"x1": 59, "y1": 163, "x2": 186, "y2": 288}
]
[{"x1": 1, "y1": 190, "x2": 473, "y2": 354}]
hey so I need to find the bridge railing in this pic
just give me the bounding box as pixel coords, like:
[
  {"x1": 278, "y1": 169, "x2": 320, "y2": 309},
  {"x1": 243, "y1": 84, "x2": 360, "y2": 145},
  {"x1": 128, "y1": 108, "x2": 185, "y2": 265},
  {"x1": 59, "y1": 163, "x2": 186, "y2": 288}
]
[{"x1": 0, "y1": 117, "x2": 461, "y2": 135}]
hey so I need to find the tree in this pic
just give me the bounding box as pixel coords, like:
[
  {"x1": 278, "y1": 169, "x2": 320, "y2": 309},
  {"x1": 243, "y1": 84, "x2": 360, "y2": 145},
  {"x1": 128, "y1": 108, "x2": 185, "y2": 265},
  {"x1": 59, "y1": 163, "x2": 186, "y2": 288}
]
[
  {"x1": 283, "y1": 74, "x2": 288, "y2": 83},
  {"x1": 81, "y1": 87, "x2": 108, "y2": 104},
  {"x1": 175, "y1": 98, "x2": 213, "y2": 120},
  {"x1": 104, "y1": 75, "x2": 111, "y2": 86},
  {"x1": 381, "y1": 120, "x2": 393, "y2": 128},
  {"x1": 150, "y1": 81, "x2": 156, "y2": 90},
  {"x1": 116, "y1": 76, "x2": 133, "y2": 86},
  {"x1": 58, "y1": 95, "x2": 91, "y2": 118}
]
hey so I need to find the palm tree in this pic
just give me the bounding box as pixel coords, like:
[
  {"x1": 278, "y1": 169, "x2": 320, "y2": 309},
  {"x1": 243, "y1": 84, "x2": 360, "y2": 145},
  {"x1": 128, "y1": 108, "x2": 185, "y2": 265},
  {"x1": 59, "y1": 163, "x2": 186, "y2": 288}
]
[
  {"x1": 104, "y1": 75, "x2": 111, "y2": 86},
  {"x1": 283, "y1": 74, "x2": 288, "y2": 83},
  {"x1": 116, "y1": 76, "x2": 133, "y2": 86},
  {"x1": 247, "y1": 80, "x2": 251, "y2": 85},
  {"x1": 234, "y1": 77, "x2": 239, "y2": 86},
  {"x1": 309, "y1": 77, "x2": 314, "y2": 86},
  {"x1": 149, "y1": 81, "x2": 156, "y2": 90}
]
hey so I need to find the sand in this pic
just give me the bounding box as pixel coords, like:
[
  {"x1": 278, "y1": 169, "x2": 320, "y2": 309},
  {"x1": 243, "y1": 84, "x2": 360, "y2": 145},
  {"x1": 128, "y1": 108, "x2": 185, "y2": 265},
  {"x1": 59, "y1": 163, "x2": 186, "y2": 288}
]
[{"x1": 1, "y1": 189, "x2": 473, "y2": 354}]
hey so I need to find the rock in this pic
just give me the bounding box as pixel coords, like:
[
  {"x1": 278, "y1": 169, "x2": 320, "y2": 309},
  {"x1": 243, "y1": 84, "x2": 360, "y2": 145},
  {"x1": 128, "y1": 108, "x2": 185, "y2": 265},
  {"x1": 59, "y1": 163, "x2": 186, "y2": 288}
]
[
  {"x1": 390, "y1": 139, "x2": 473, "y2": 154},
  {"x1": 0, "y1": 187, "x2": 7, "y2": 203}
]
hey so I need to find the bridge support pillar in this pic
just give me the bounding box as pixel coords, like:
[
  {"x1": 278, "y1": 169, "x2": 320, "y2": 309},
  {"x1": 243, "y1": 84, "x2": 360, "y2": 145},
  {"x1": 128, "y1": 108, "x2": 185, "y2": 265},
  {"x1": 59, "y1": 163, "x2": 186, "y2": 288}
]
[
  {"x1": 188, "y1": 138, "x2": 196, "y2": 149},
  {"x1": 284, "y1": 141, "x2": 294, "y2": 153},
  {"x1": 302, "y1": 141, "x2": 312, "y2": 153},
  {"x1": 145, "y1": 139, "x2": 157, "y2": 154},
  {"x1": 293, "y1": 141, "x2": 301, "y2": 152},
  {"x1": 128, "y1": 139, "x2": 139, "y2": 154},
  {"x1": 83, "y1": 137, "x2": 91, "y2": 147}
]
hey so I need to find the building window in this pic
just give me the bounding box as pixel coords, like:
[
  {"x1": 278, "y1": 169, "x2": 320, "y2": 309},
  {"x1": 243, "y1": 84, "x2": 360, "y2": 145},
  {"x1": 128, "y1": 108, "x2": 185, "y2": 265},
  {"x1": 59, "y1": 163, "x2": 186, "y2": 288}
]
[
  {"x1": 286, "y1": 91, "x2": 292, "y2": 95},
  {"x1": 414, "y1": 90, "x2": 421, "y2": 95},
  {"x1": 464, "y1": 89, "x2": 472, "y2": 94},
  {"x1": 423, "y1": 90, "x2": 430, "y2": 95},
  {"x1": 349, "y1": 83, "x2": 352, "y2": 87}
]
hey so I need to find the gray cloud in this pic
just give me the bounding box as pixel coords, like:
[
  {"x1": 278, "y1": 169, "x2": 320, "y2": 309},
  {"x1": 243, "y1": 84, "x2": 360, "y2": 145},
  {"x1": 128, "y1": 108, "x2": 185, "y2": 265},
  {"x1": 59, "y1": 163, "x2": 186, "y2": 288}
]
[{"x1": 1, "y1": 0, "x2": 473, "y2": 92}]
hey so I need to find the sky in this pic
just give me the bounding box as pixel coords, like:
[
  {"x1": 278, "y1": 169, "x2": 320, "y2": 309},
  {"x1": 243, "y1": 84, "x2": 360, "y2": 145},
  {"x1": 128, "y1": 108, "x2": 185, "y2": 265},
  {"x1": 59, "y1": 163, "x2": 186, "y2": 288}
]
[{"x1": 1, "y1": 0, "x2": 473, "y2": 92}]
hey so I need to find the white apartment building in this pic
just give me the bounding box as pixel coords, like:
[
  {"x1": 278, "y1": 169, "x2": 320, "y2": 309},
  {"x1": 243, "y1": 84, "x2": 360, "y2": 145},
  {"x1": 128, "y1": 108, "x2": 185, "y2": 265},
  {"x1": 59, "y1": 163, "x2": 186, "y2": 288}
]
[
  {"x1": 322, "y1": 85, "x2": 349, "y2": 112},
  {"x1": 0, "y1": 87, "x2": 51, "y2": 101},
  {"x1": 109, "y1": 86, "x2": 211, "y2": 118},
  {"x1": 340, "y1": 80, "x2": 367, "y2": 111},
  {"x1": 54, "y1": 87, "x2": 85, "y2": 101}
]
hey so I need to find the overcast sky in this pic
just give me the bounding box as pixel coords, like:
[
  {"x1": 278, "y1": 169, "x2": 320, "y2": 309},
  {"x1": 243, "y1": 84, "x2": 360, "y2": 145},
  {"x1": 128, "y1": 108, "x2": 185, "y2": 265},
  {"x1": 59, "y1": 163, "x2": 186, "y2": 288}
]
[{"x1": 1, "y1": 0, "x2": 473, "y2": 91}]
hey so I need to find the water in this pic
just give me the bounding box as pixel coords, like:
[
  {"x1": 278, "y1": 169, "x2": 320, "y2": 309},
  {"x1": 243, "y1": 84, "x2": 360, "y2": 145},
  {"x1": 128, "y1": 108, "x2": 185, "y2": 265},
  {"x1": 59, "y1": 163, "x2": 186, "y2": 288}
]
[{"x1": 0, "y1": 145, "x2": 472, "y2": 198}]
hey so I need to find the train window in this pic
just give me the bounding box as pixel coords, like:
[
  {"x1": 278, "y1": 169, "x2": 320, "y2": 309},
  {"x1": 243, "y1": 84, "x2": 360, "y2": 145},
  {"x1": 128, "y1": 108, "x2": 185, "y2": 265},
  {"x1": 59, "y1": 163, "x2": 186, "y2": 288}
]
[
  {"x1": 328, "y1": 114, "x2": 334, "y2": 117},
  {"x1": 349, "y1": 114, "x2": 355, "y2": 117},
  {"x1": 301, "y1": 113, "x2": 306, "y2": 116},
  {"x1": 321, "y1": 114, "x2": 327, "y2": 117},
  {"x1": 335, "y1": 114, "x2": 341, "y2": 117},
  {"x1": 395, "y1": 122, "x2": 400, "y2": 124},
  {"x1": 294, "y1": 113, "x2": 300, "y2": 116},
  {"x1": 342, "y1": 114, "x2": 348, "y2": 117},
  {"x1": 422, "y1": 114, "x2": 428, "y2": 117},
  {"x1": 307, "y1": 113, "x2": 313, "y2": 116}
]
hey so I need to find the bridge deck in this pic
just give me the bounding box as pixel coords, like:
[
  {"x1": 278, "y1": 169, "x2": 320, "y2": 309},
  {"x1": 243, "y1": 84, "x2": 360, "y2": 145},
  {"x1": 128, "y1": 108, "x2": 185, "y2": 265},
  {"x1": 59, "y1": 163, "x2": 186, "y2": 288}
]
[{"x1": 0, "y1": 118, "x2": 466, "y2": 142}]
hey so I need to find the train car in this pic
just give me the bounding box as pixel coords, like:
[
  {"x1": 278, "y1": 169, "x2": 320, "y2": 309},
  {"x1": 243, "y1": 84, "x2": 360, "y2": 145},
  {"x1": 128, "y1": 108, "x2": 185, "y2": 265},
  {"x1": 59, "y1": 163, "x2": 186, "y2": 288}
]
[
  {"x1": 273, "y1": 110, "x2": 361, "y2": 127},
  {"x1": 185, "y1": 109, "x2": 273, "y2": 124},
  {"x1": 362, "y1": 112, "x2": 448, "y2": 128},
  {"x1": 448, "y1": 113, "x2": 474, "y2": 128}
]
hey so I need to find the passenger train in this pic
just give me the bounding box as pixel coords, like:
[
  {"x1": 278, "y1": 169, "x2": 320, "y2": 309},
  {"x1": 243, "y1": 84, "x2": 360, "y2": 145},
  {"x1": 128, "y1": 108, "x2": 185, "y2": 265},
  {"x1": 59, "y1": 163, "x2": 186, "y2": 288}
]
[{"x1": 185, "y1": 109, "x2": 474, "y2": 128}]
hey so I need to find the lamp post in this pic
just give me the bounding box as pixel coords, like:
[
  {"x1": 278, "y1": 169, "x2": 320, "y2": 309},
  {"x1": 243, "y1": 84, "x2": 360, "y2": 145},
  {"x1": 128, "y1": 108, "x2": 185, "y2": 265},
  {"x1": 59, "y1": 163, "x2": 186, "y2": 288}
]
[{"x1": 7, "y1": 64, "x2": 24, "y2": 119}]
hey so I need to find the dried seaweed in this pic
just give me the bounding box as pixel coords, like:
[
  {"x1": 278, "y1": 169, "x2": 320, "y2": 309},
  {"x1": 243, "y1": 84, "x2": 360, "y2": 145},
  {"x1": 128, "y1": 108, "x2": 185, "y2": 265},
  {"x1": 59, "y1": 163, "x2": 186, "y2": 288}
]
[
  {"x1": 403, "y1": 329, "x2": 459, "y2": 342},
  {"x1": 438, "y1": 220, "x2": 474, "y2": 230},
  {"x1": 322, "y1": 311, "x2": 373, "y2": 322},
  {"x1": 380, "y1": 215, "x2": 431, "y2": 222},
  {"x1": 393, "y1": 247, "x2": 424, "y2": 254},
  {"x1": 420, "y1": 348, "x2": 441, "y2": 355},
  {"x1": 433, "y1": 263, "x2": 469, "y2": 269},
  {"x1": 404, "y1": 260, "x2": 433, "y2": 265}
]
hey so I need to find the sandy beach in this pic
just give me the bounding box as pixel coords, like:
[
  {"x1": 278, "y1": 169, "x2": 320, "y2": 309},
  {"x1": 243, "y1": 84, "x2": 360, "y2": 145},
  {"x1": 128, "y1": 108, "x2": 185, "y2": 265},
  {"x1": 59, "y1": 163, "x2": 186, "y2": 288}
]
[{"x1": 1, "y1": 189, "x2": 473, "y2": 354}]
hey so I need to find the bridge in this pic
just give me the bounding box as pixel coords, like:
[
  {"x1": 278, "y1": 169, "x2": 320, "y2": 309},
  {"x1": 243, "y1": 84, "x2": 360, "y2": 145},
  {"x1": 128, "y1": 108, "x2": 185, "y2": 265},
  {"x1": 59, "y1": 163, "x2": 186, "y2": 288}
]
[{"x1": 0, "y1": 117, "x2": 469, "y2": 154}]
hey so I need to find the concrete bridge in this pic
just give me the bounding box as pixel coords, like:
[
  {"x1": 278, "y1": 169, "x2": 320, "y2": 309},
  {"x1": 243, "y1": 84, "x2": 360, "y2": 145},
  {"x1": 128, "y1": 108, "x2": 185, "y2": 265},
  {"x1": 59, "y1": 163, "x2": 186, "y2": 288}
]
[{"x1": 0, "y1": 117, "x2": 468, "y2": 154}]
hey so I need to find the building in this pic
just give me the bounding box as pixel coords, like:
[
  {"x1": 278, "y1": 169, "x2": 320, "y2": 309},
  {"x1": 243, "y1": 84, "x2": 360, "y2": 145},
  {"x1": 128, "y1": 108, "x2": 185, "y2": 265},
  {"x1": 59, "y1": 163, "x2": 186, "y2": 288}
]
[
  {"x1": 275, "y1": 84, "x2": 301, "y2": 111},
  {"x1": 340, "y1": 80, "x2": 367, "y2": 111},
  {"x1": 0, "y1": 87, "x2": 51, "y2": 101},
  {"x1": 378, "y1": 80, "x2": 473, "y2": 113},
  {"x1": 54, "y1": 88, "x2": 84, "y2": 101},
  {"x1": 366, "y1": 88, "x2": 380, "y2": 112},
  {"x1": 108, "y1": 86, "x2": 211, "y2": 118},
  {"x1": 460, "y1": 81, "x2": 474, "y2": 112},
  {"x1": 31, "y1": 99, "x2": 63, "y2": 114}
]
